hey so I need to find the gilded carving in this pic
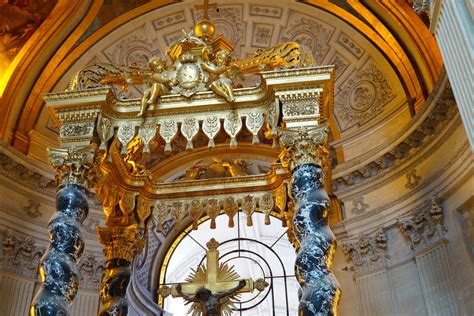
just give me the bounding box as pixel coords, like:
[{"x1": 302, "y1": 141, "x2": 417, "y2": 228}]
[
  {"x1": 223, "y1": 197, "x2": 238, "y2": 227},
  {"x1": 170, "y1": 201, "x2": 185, "y2": 231},
  {"x1": 97, "y1": 116, "x2": 114, "y2": 152},
  {"x1": 189, "y1": 200, "x2": 204, "y2": 230},
  {"x1": 241, "y1": 195, "x2": 256, "y2": 226},
  {"x1": 159, "y1": 119, "x2": 178, "y2": 153},
  {"x1": 139, "y1": 57, "x2": 170, "y2": 116},
  {"x1": 181, "y1": 118, "x2": 200, "y2": 150},
  {"x1": 224, "y1": 112, "x2": 242, "y2": 148},
  {"x1": 138, "y1": 120, "x2": 158, "y2": 153},
  {"x1": 117, "y1": 124, "x2": 136, "y2": 155},
  {"x1": 97, "y1": 224, "x2": 144, "y2": 262},
  {"x1": 202, "y1": 116, "x2": 221, "y2": 148},
  {"x1": 245, "y1": 112, "x2": 264, "y2": 144},
  {"x1": 259, "y1": 193, "x2": 274, "y2": 225},
  {"x1": 48, "y1": 145, "x2": 96, "y2": 187},
  {"x1": 153, "y1": 201, "x2": 169, "y2": 233},
  {"x1": 206, "y1": 198, "x2": 220, "y2": 229},
  {"x1": 278, "y1": 124, "x2": 328, "y2": 171}
]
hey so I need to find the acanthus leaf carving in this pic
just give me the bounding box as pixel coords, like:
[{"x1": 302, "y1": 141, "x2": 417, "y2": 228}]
[
  {"x1": 397, "y1": 196, "x2": 447, "y2": 252},
  {"x1": 278, "y1": 124, "x2": 328, "y2": 170},
  {"x1": 48, "y1": 145, "x2": 97, "y2": 187},
  {"x1": 342, "y1": 228, "x2": 388, "y2": 276}
]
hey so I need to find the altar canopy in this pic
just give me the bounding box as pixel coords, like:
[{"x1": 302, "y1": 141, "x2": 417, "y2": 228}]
[{"x1": 29, "y1": 1, "x2": 342, "y2": 315}]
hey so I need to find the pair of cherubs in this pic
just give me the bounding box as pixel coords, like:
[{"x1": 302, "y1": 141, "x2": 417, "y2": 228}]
[{"x1": 138, "y1": 50, "x2": 238, "y2": 117}]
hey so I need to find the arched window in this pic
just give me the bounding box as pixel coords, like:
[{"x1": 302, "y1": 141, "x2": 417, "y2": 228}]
[{"x1": 160, "y1": 212, "x2": 299, "y2": 315}]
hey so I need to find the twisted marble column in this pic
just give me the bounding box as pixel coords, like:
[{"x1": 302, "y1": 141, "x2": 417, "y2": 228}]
[
  {"x1": 31, "y1": 147, "x2": 95, "y2": 315},
  {"x1": 97, "y1": 224, "x2": 144, "y2": 315},
  {"x1": 279, "y1": 125, "x2": 341, "y2": 315}
]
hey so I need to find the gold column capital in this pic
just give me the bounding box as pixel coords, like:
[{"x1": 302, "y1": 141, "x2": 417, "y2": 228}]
[
  {"x1": 97, "y1": 224, "x2": 144, "y2": 262},
  {"x1": 278, "y1": 124, "x2": 328, "y2": 171},
  {"x1": 48, "y1": 145, "x2": 97, "y2": 187}
]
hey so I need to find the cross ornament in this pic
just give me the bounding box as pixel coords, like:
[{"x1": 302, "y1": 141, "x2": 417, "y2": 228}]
[
  {"x1": 159, "y1": 239, "x2": 268, "y2": 315},
  {"x1": 195, "y1": 0, "x2": 218, "y2": 20}
]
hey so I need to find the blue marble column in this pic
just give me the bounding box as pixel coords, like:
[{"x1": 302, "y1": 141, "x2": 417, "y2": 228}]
[
  {"x1": 30, "y1": 147, "x2": 95, "y2": 315},
  {"x1": 279, "y1": 126, "x2": 341, "y2": 315},
  {"x1": 30, "y1": 184, "x2": 89, "y2": 315},
  {"x1": 291, "y1": 163, "x2": 341, "y2": 315}
]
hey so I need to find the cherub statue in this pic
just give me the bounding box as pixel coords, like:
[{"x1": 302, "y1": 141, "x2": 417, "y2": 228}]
[
  {"x1": 201, "y1": 50, "x2": 241, "y2": 103},
  {"x1": 176, "y1": 280, "x2": 246, "y2": 316},
  {"x1": 138, "y1": 56, "x2": 171, "y2": 117}
]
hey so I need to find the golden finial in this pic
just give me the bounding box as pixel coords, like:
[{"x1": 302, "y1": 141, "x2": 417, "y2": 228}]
[
  {"x1": 206, "y1": 238, "x2": 220, "y2": 250},
  {"x1": 194, "y1": 0, "x2": 217, "y2": 39}
]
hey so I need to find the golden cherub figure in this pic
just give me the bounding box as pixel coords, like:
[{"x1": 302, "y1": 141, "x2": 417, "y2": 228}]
[
  {"x1": 201, "y1": 50, "x2": 240, "y2": 103},
  {"x1": 138, "y1": 56, "x2": 171, "y2": 117}
]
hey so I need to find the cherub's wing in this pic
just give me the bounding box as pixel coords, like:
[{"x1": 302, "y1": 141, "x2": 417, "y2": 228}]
[
  {"x1": 69, "y1": 63, "x2": 152, "y2": 91},
  {"x1": 227, "y1": 63, "x2": 244, "y2": 80}
]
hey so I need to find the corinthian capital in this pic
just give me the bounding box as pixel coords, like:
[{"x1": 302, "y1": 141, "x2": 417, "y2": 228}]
[
  {"x1": 278, "y1": 124, "x2": 328, "y2": 170},
  {"x1": 97, "y1": 224, "x2": 144, "y2": 262},
  {"x1": 48, "y1": 145, "x2": 97, "y2": 187}
]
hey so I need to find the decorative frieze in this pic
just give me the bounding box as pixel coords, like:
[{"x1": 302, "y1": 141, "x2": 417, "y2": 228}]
[
  {"x1": 398, "y1": 196, "x2": 447, "y2": 252},
  {"x1": 333, "y1": 84, "x2": 456, "y2": 192},
  {"x1": 342, "y1": 228, "x2": 389, "y2": 276}
]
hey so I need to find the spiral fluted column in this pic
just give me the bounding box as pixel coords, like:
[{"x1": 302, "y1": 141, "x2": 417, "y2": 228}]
[
  {"x1": 279, "y1": 125, "x2": 341, "y2": 315},
  {"x1": 30, "y1": 147, "x2": 95, "y2": 315},
  {"x1": 97, "y1": 224, "x2": 144, "y2": 315}
]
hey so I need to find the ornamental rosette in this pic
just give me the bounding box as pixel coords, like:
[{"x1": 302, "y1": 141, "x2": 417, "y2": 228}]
[{"x1": 278, "y1": 124, "x2": 328, "y2": 170}]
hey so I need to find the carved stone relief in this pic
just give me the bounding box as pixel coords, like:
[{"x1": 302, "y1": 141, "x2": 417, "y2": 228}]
[
  {"x1": 249, "y1": 5, "x2": 282, "y2": 18},
  {"x1": 252, "y1": 23, "x2": 274, "y2": 48},
  {"x1": 103, "y1": 25, "x2": 157, "y2": 68},
  {"x1": 342, "y1": 228, "x2": 389, "y2": 276},
  {"x1": 193, "y1": 5, "x2": 245, "y2": 54},
  {"x1": 405, "y1": 169, "x2": 422, "y2": 189},
  {"x1": 351, "y1": 196, "x2": 369, "y2": 215},
  {"x1": 23, "y1": 200, "x2": 42, "y2": 218},
  {"x1": 152, "y1": 11, "x2": 186, "y2": 30},
  {"x1": 333, "y1": 85, "x2": 457, "y2": 192},
  {"x1": 335, "y1": 61, "x2": 396, "y2": 130},
  {"x1": 398, "y1": 197, "x2": 447, "y2": 252},
  {"x1": 0, "y1": 229, "x2": 44, "y2": 279},
  {"x1": 1, "y1": 229, "x2": 104, "y2": 290},
  {"x1": 280, "y1": 11, "x2": 335, "y2": 64}
]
